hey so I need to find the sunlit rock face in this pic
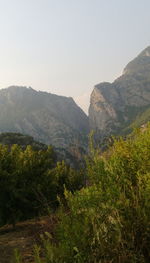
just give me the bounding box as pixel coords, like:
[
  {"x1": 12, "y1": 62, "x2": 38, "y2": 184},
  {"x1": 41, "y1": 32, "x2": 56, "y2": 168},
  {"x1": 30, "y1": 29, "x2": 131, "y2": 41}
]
[
  {"x1": 89, "y1": 46, "x2": 150, "y2": 136},
  {"x1": 89, "y1": 83, "x2": 118, "y2": 135}
]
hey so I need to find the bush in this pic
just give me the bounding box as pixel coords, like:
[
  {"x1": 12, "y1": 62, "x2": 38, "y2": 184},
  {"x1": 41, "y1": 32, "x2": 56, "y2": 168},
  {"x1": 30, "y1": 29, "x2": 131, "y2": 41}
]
[
  {"x1": 0, "y1": 145, "x2": 82, "y2": 227},
  {"x1": 36, "y1": 124, "x2": 150, "y2": 262}
]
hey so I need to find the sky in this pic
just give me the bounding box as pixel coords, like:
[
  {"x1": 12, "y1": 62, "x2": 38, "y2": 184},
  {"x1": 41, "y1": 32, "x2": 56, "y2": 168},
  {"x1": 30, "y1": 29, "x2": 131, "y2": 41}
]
[{"x1": 0, "y1": 0, "x2": 150, "y2": 113}]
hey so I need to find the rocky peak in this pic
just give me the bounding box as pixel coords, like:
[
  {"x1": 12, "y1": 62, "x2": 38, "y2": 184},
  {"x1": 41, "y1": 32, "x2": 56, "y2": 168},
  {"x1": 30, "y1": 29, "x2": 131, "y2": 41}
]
[
  {"x1": 89, "y1": 46, "x2": 150, "y2": 137},
  {"x1": 123, "y1": 46, "x2": 150, "y2": 75},
  {"x1": 138, "y1": 46, "x2": 150, "y2": 57}
]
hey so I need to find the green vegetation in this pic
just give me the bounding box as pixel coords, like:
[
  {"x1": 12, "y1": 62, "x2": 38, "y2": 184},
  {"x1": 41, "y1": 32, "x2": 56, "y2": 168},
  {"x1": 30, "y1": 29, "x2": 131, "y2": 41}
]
[
  {"x1": 24, "y1": 123, "x2": 150, "y2": 263},
  {"x1": 0, "y1": 144, "x2": 83, "y2": 228},
  {"x1": 0, "y1": 124, "x2": 149, "y2": 262},
  {"x1": 0, "y1": 132, "x2": 47, "y2": 150},
  {"x1": 115, "y1": 105, "x2": 150, "y2": 135},
  {"x1": 124, "y1": 106, "x2": 150, "y2": 133}
]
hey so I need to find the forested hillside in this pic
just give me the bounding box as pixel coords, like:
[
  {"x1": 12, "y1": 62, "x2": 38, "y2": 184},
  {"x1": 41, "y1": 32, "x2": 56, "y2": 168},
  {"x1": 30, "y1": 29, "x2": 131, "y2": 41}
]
[{"x1": 0, "y1": 133, "x2": 47, "y2": 150}]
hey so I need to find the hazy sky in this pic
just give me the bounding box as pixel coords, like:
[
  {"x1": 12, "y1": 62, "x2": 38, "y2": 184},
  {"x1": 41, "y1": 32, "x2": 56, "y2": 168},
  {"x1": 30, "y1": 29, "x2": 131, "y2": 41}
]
[{"x1": 0, "y1": 0, "x2": 150, "y2": 113}]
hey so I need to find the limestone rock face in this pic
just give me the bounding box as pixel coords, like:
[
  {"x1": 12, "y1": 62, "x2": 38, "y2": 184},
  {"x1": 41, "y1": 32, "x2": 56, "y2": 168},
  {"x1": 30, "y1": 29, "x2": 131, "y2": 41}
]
[
  {"x1": 89, "y1": 46, "x2": 150, "y2": 136},
  {"x1": 0, "y1": 86, "x2": 89, "y2": 156},
  {"x1": 89, "y1": 83, "x2": 119, "y2": 135}
]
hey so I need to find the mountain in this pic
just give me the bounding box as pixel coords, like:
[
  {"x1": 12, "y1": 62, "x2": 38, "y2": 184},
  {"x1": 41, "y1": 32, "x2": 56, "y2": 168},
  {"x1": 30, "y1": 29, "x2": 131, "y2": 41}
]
[
  {"x1": 0, "y1": 86, "x2": 89, "y2": 163},
  {"x1": 89, "y1": 46, "x2": 150, "y2": 137},
  {"x1": 1, "y1": 46, "x2": 150, "y2": 163}
]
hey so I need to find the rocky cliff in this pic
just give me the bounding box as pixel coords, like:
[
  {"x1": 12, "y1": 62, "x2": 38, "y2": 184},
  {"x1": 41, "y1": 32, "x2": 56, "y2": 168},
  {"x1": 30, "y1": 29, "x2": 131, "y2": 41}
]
[
  {"x1": 89, "y1": 46, "x2": 150, "y2": 136},
  {"x1": 0, "y1": 86, "x2": 89, "y2": 163}
]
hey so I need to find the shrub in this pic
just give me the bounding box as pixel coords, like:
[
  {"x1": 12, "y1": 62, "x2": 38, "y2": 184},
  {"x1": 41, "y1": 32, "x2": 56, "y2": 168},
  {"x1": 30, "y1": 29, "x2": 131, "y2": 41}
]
[{"x1": 39, "y1": 124, "x2": 150, "y2": 262}]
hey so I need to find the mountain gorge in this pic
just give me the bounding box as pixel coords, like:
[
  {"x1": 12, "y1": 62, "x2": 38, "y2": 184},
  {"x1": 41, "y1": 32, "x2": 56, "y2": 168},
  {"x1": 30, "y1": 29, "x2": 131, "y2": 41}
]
[
  {"x1": 0, "y1": 46, "x2": 150, "y2": 163},
  {"x1": 1, "y1": 47, "x2": 150, "y2": 263},
  {"x1": 89, "y1": 46, "x2": 150, "y2": 137}
]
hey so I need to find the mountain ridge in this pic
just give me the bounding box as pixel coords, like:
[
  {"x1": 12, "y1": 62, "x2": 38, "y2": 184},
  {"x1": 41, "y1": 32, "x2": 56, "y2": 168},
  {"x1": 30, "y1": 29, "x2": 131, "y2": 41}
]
[
  {"x1": 0, "y1": 46, "x2": 150, "y2": 160},
  {"x1": 89, "y1": 46, "x2": 150, "y2": 137},
  {"x1": 0, "y1": 86, "x2": 89, "y2": 165}
]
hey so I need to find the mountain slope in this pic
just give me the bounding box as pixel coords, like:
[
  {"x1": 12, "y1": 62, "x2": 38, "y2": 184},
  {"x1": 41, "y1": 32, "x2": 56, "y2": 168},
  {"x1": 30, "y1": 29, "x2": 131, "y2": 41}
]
[
  {"x1": 0, "y1": 86, "x2": 89, "y2": 157},
  {"x1": 89, "y1": 46, "x2": 150, "y2": 136}
]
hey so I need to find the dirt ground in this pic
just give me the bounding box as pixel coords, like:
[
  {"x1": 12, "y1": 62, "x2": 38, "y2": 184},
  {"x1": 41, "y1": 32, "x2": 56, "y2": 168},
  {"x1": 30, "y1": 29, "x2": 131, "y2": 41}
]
[{"x1": 0, "y1": 216, "x2": 57, "y2": 263}]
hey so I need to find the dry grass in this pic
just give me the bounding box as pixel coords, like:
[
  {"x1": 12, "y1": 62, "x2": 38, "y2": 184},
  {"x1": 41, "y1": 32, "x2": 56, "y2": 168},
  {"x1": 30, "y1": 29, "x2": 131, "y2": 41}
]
[{"x1": 0, "y1": 216, "x2": 57, "y2": 263}]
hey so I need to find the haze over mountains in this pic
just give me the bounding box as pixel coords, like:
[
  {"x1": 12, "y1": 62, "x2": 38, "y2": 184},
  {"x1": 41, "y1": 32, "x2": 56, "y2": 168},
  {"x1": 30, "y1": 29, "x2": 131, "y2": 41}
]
[
  {"x1": 0, "y1": 87, "x2": 89, "y2": 163},
  {"x1": 0, "y1": 46, "x2": 150, "y2": 159}
]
